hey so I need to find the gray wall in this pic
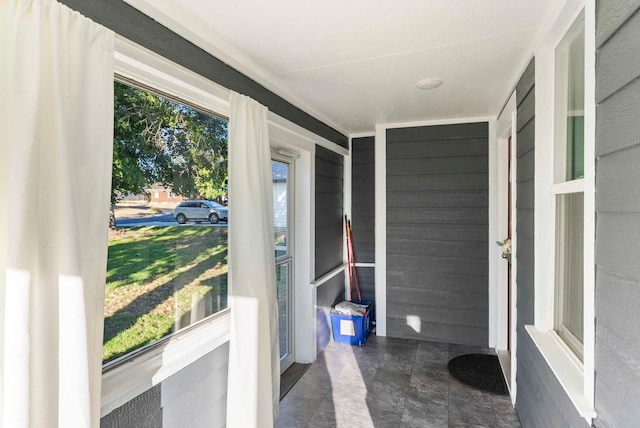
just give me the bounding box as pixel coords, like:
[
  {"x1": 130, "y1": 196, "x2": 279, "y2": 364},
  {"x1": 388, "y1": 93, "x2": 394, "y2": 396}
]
[
  {"x1": 385, "y1": 123, "x2": 489, "y2": 345},
  {"x1": 351, "y1": 136, "x2": 376, "y2": 302},
  {"x1": 101, "y1": 343, "x2": 229, "y2": 428},
  {"x1": 594, "y1": 2, "x2": 640, "y2": 426},
  {"x1": 315, "y1": 145, "x2": 344, "y2": 279},
  {"x1": 513, "y1": 59, "x2": 587, "y2": 428},
  {"x1": 58, "y1": 0, "x2": 347, "y2": 148}
]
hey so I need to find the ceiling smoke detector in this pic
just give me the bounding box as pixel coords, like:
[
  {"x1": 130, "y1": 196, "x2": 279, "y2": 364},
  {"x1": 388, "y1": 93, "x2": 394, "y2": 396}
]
[{"x1": 415, "y1": 79, "x2": 443, "y2": 90}]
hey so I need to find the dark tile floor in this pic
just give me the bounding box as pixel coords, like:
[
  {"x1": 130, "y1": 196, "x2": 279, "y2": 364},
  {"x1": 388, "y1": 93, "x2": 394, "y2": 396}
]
[{"x1": 276, "y1": 336, "x2": 521, "y2": 428}]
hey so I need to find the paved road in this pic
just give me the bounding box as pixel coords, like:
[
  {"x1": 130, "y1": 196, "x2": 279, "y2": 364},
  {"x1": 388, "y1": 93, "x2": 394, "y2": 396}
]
[{"x1": 116, "y1": 213, "x2": 228, "y2": 227}]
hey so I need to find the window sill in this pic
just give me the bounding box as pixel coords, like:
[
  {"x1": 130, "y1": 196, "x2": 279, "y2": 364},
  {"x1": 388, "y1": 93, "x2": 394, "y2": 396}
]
[
  {"x1": 524, "y1": 325, "x2": 596, "y2": 422},
  {"x1": 101, "y1": 309, "x2": 231, "y2": 417}
]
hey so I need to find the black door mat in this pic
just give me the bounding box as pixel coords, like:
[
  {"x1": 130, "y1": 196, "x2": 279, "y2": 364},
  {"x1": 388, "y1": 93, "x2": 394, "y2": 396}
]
[{"x1": 448, "y1": 354, "x2": 509, "y2": 396}]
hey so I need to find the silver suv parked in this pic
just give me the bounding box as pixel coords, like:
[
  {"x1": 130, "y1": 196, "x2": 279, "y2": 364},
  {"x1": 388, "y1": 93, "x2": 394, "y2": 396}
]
[{"x1": 174, "y1": 200, "x2": 228, "y2": 224}]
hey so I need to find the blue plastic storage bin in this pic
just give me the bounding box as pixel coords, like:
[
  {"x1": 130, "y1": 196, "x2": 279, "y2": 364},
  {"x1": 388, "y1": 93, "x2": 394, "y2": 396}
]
[{"x1": 330, "y1": 301, "x2": 374, "y2": 346}]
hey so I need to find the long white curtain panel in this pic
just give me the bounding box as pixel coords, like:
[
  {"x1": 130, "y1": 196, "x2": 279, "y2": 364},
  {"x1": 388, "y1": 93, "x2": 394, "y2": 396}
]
[
  {"x1": 226, "y1": 92, "x2": 280, "y2": 427},
  {"x1": 0, "y1": 1, "x2": 114, "y2": 427}
]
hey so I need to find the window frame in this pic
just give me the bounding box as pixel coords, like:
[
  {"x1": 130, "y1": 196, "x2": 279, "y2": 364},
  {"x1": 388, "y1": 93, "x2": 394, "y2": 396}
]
[
  {"x1": 101, "y1": 36, "x2": 233, "y2": 417},
  {"x1": 102, "y1": 34, "x2": 342, "y2": 417},
  {"x1": 526, "y1": 1, "x2": 596, "y2": 423},
  {"x1": 271, "y1": 154, "x2": 297, "y2": 373},
  {"x1": 551, "y1": 10, "x2": 586, "y2": 360},
  {"x1": 551, "y1": 16, "x2": 586, "y2": 358}
]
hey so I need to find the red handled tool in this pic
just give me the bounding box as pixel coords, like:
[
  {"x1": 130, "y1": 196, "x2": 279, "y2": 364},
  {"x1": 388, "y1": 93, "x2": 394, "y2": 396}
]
[
  {"x1": 344, "y1": 215, "x2": 354, "y2": 299},
  {"x1": 347, "y1": 218, "x2": 361, "y2": 301}
]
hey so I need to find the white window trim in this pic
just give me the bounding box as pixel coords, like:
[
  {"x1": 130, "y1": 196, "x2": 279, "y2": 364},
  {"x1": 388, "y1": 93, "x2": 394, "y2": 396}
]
[
  {"x1": 529, "y1": 0, "x2": 596, "y2": 423},
  {"x1": 492, "y1": 92, "x2": 519, "y2": 403},
  {"x1": 105, "y1": 35, "x2": 333, "y2": 415},
  {"x1": 103, "y1": 36, "x2": 235, "y2": 417}
]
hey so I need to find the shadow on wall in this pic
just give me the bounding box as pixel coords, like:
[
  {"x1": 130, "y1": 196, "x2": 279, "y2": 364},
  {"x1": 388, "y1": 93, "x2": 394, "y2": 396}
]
[{"x1": 316, "y1": 307, "x2": 332, "y2": 353}]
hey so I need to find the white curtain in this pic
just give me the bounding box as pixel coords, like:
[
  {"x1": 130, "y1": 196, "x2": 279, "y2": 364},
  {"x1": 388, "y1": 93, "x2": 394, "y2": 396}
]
[
  {"x1": 226, "y1": 92, "x2": 280, "y2": 427},
  {"x1": 0, "y1": 1, "x2": 114, "y2": 427}
]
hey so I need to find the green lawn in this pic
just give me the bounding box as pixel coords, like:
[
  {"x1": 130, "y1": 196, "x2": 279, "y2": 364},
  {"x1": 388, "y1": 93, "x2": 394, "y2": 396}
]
[{"x1": 104, "y1": 226, "x2": 228, "y2": 363}]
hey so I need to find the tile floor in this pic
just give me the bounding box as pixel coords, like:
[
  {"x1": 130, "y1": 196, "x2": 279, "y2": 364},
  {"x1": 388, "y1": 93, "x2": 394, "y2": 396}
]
[{"x1": 276, "y1": 336, "x2": 521, "y2": 428}]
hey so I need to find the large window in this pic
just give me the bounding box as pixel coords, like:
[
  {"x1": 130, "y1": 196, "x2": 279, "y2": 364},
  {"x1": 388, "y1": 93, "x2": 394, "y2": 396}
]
[
  {"x1": 553, "y1": 15, "x2": 585, "y2": 361},
  {"x1": 104, "y1": 80, "x2": 229, "y2": 364}
]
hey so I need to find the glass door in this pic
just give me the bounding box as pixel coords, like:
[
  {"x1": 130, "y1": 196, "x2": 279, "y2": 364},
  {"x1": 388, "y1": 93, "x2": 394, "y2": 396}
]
[{"x1": 272, "y1": 158, "x2": 294, "y2": 373}]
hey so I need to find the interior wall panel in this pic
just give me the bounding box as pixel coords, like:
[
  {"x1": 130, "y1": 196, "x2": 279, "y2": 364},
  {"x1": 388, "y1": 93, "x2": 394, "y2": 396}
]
[
  {"x1": 315, "y1": 145, "x2": 344, "y2": 279},
  {"x1": 385, "y1": 122, "x2": 489, "y2": 345}
]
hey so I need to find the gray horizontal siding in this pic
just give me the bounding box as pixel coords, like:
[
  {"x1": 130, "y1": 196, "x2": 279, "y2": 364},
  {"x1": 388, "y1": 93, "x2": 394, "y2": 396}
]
[
  {"x1": 354, "y1": 267, "x2": 375, "y2": 303},
  {"x1": 387, "y1": 173, "x2": 488, "y2": 192},
  {"x1": 594, "y1": 269, "x2": 640, "y2": 428},
  {"x1": 515, "y1": 60, "x2": 535, "y2": 331},
  {"x1": 387, "y1": 271, "x2": 488, "y2": 293},
  {"x1": 351, "y1": 137, "x2": 375, "y2": 265},
  {"x1": 101, "y1": 386, "x2": 162, "y2": 428},
  {"x1": 386, "y1": 122, "x2": 488, "y2": 142},
  {"x1": 59, "y1": 0, "x2": 347, "y2": 148},
  {"x1": 315, "y1": 145, "x2": 344, "y2": 279},
  {"x1": 595, "y1": 75, "x2": 640, "y2": 156},
  {"x1": 597, "y1": 0, "x2": 640, "y2": 47},
  {"x1": 387, "y1": 138, "x2": 488, "y2": 159},
  {"x1": 386, "y1": 318, "x2": 487, "y2": 345},
  {"x1": 387, "y1": 156, "x2": 488, "y2": 175},
  {"x1": 596, "y1": 6, "x2": 640, "y2": 103},
  {"x1": 515, "y1": 58, "x2": 535, "y2": 106},
  {"x1": 389, "y1": 191, "x2": 488, "y2": 208},
  {"x1": 388, "y1": 223, "x2": 487, "y2": 242},
  {"x1": 516, "y1": 327, "x2": 586, "y2": 428},
  {"x1": 386, "y1": 123, "x2": 488, "y2": 346},
  {"x1": 595, "y1": 4, "x2": 640, "y2": 425}
]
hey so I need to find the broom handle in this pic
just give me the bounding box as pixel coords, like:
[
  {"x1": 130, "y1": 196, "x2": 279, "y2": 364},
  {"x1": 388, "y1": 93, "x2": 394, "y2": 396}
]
[
  {"x1": 348, "y1": 219, "x2": 362, "y2": 301},
  {"x1": 344, "y1": 215, "x2": 354, "y2": 299}
]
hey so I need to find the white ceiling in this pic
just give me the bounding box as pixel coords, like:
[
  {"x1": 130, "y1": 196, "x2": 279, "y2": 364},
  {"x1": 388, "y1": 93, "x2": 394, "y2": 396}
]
[{"x1": 125, "y1": 0, "x2": 556, "y2": 135}]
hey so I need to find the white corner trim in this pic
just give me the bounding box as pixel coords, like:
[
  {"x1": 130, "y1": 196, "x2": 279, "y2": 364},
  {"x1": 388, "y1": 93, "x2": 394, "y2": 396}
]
[
  {"x1": 354, "y1": 263, "x2": 376, "y2": 268},
  {"x1": 491, "y1": 89, "x2": 516, "y2": 358},
  {"x1": 374, "y1": 125, "x2": 387, "y2": 336},
  {"x1": 313, "y1": 264, "x2": 347, "y2": 289},
  {"x1": 509, "y1": 110, "x2": 519, "y2": 403},
  {"x1": 350, "y1": 132, "x2": 376, "y2": 139},
  {"x1": 551, "y1": 179, "x2": 585, "y2": 195},
  {"x1": 380, "y1": 116, "x2": 495, "y2": 131},
  {"x1": 525, "y1": 326, "x2": 596, "y2": 420},
  {"x1": 101, "y1": 311, "x2": 230, "y2": 417},
  {"x1": 583, "y1": 0, "x2": 596, "y2": 409},
  {"x1": 488, "y1": 118, "x2": 499, "y2": 349}
]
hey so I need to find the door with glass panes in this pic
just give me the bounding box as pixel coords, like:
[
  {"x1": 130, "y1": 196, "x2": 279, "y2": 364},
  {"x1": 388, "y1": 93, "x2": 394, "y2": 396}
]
[{"x1": 272, "y1": 158, "x2": 294, "y2": 373}]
